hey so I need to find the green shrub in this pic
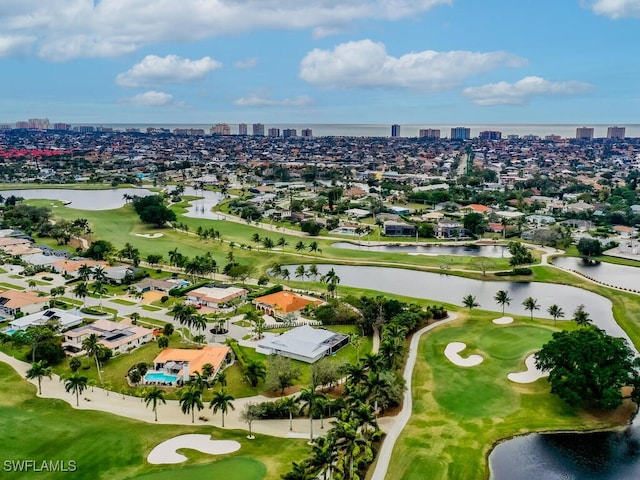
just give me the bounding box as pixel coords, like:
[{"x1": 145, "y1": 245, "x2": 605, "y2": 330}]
[{"x1": 160, "y1": 295, "x2": 169, "y2": 303}]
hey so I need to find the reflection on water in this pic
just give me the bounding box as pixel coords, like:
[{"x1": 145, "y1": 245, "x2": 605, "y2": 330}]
[
  {"x1": 331, "y1": 242, "x2": 511, "y2": 258},
  {"x1": 552, "y1": 256, "x2": 640, "y2": 292},
  {"x1": 490, "y1": 428, "x2": 640, "y2": 480}
]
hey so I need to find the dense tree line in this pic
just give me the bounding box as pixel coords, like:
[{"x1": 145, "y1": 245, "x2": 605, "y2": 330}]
[{"x1": 131, "y1": 195, "x2": 176, "y2": 228}]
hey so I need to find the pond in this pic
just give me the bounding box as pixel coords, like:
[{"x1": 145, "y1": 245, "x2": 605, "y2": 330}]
[
  {"x1": 552, "y1": 256, "x2": 640, "y2": 292},
  {"x1": 331, "y1": 242, "x2": 511, "y2": 258},
  {"x1": 1, "y1": 187, "x2": 155, "y2": 210},
  {"x1": 1, "y1": 186, "x2": 225, "y2": 214},
  {"x1": 286, "y1": 263, "x2": 625, "y2": 340}
]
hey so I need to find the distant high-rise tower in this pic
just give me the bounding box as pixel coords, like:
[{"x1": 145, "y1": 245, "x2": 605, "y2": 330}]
[
  {"x1": 450, "y1": 127, "x2": 471, "y2": 140},
  {"x1": 301, "y1": 129, "x2": 313, "y2": 137},
  {"x1": 268, "y1": 128, "x2": 280, "y2": 137},
  {"x1": 479, "y1": 130, "x2": 502, "y2": 141},
  {"x1": 252, "y1": 123, "x2": 264, "y2": 136},
  {"x1": 283, "y1": 129, "x2": 297, "y2": 138},
  {"x1": 391, "y1": 124, "x2": 401, "y2": 137},
  {"x1": 238, "y1": 123, "x2": 248, "y2": 135},
  {"x1": 576, "y1": 127, "x2": 594, "y2": 140},
  {"x1": 211, "y1": 123, "x2": 230, "y2": 135},
  {"x1": 607, "y1": 126, "x2": 625, "y2": 139},
  {"x1": 419, "y1": 129, "x2": 440, "y2": 139}
]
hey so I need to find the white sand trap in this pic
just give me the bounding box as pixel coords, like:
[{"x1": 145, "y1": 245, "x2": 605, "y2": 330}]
[
  {"x1": 147, "y1": 435, "x2": 241, "y2": 464},
  {"x1": 135, "y1": 233, "x2": 164, "y2": 238},
  {"x1": 492, "y1": 316, "x2": 514, "y2": 325},
  {"x1": 444, "y1": 342, "x2": 483, "y2": 367},
  {"x1": 508, "y1": 354, "x2": 549, "y2": 384}
]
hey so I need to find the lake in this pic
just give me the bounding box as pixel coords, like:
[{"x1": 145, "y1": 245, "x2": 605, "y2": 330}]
[
  {"x1": 552, "y1": 256, "x2": 640, "y2": 292},
  {"x1": 332, "y1": 242, "x2": 511, "y2": 258}
]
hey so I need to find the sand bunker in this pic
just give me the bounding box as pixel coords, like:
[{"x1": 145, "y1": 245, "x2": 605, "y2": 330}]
[
  {"x1": 147, "y1": 435, "x2": 241, "y2": 464},
  {"x1": 492, "y1": 316, "x2": 514, "y2": 325},
  {"x1": 135, "y1": 233, "x2": 164, "y2": 238},
  {"x1": 507, "y1": 354, "x2": 549, "y2": 384},
  {"x1": 444, "y1": 342, "x2": 483, "y2": 367}
]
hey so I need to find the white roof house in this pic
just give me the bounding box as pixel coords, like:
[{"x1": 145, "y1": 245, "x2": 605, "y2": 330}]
[
  {"x1": 8, "y1": 308, "x2": 83, "y2": 332},
  {"x1": 256, "y1": 325, "x2": 349, "y2": 363}
]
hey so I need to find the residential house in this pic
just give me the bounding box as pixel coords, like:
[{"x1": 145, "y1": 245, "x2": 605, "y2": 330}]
[
  {"x1": 256, "y1": 325, "x2": 349, "y2": 363},
  {"x1": 151, "y1": 345, "x2": 232, "y2": 383},
  {"x1": 63, "y1": 319, "x2": 153, "y2": 354},
  {"x1": 0, "y1": 290, "x2": 50, "y2": 317},
  {"x1": 8, "y1": 308, "x2": 83, "y2": 332},
  {"x1": 436, "y1": 220, "x2": 465, "y2": 239},
  {"x1": 383, "y1": 220, "x2": 416, "y2": 237},
  {"x1": 132, "y1": 278, "x2": 175, "y2": 294},
  {"x1": 253, "y1": 291, "x2": 323, "y2": 317},
  {"x1": 186, "y1": 285, "x2": 248, "y2": 308}
]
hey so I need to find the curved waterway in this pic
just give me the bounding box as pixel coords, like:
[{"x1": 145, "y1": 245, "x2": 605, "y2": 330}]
[
  {"x1": 331, "y1": 242, "x2": 511, "y2": 258},
  {"x1": 1, "y1": 187, "x2": 155, "y2": 210},
  {"x1": 552, "y1": 256, "x2": 640, "y2": 292},
  {"x1": 287, "y1": 263, "x2": 640, "y2": 479}
]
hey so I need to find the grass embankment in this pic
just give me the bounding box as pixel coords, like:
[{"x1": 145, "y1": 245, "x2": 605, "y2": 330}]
[
  {"x1": 385, "y1": 312, "x2": 634, "y2": 480},
  {"x1": 0, "y1": 363, "x2": 307, "y2": 480}
]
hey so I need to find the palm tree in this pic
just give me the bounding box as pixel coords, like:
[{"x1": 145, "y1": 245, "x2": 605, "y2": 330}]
[
  {"x1": 92, "y1": 281, "x2": 108, "y2": 312},
  {"x1": 309, "y1": 436, "x2": 336, "y2": 480},
  {"x1": 77, "y1": 264, "x2": 93, "y2": 282},
  {"x1": 573, "y1": 304, "x2": 592, "y2": 327},
  {"x1": 493, "y1": 290, "x2": 511, "y2": 315},
  {"x1": 321, "y1": 268, "x2": 340, "y2": 298},
  {"x1": 522, "y1": 296, "x2": 540, "y2": 321},
  {"x1": 92, "y1": 265, "x2": 107, "y2": 283},
  {"x1": 277, "y1": 237, "x2": 289, "y2": 253},
  {"x1": 281, "y1": 268, "x2": 291, "y2": 285},
  {"x1": 547, "y1": 304, "x2": 565, "y2": 327},
  {"x1": 308, "y1": 241, "x2": 320, "y2": 256},
  {"x1": 299, "y1": 386, "x2": 319, "y2": 442},
  {"x1": 215, "y1": 371, "x2": 227, "y2": 387},
  {"x1": 243, "y1": 359, "x2": 267, "y2": 388},
  {"x1": 144, "y1": 387, "x2": 166, "y2": 421},
  {"x1": 282, "y1": 461, "x2": 315, "y2": 480},
  {"x1": 190, "y1": 313, "x2": 207, "y2": 341},
  {"x1": 307, "y1": 264, "x2": 319, "y2": 280},
  {"x1": 295, "y1": 265, "x2": 307, "y2": 281},
  {"x1": 179, "y1": 385, "x2": 204, "y2": 423},
  {"x1": 251, "y1": 233, "x2": 262, "y2": 245},
  {"x1": 281, "y1": 395, "x2": 299, "y2": 431},
  {"x1": 81, "y1": 333, "x2": 104, "y2": 383},
  {"x1": 209, "y1": 389, "x2": 235, "y2": 427},
  {"x1": 72, "y1": 281, "x2": 89, "y2": 308},
  {"x1": 64, "y1": 373, "x2": 88, "y2": 406},
  {"x1": 295, "y1": 241, "x2": 307, "y2": 253},
  {"x1": 462, "y1": 294, "x2": 480, "y2": 312},
  {"x1": 26, "y1": 360, "x2": 52, "y2": 395}
]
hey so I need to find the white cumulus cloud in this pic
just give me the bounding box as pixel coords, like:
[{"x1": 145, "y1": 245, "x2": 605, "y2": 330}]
[
  {"x1": 462, "y1": 76, "x2": 594, "y2": 106},
  {"x1": 234, "y1": 57, "x2": 258, "y2": 69},
  {"x1": 0, "y1": 35, "x2": 36, "y2": 57},
  {"x1": 116, "y1": 55, "x2": 222, "y2": 88},
  {"x1": 0, "y1": 0, "x2": 451, "y2": 61},
  {"x1": 121, "y1": 91, "x2": 175, "y2": 106},
  {"x1": 587, "y1": 0, "x2": 640, "y2": 18},
  {"x1": 299, "y1": 39, "x2": 526, "y2": 91},
  {"x1": 233, "y1": 92, "x2": 313, "y2": 107}
]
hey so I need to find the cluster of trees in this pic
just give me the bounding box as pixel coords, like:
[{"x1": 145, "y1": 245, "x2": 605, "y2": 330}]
[
  {"x1": 131, "y1": 195, "x2": 176, "y2": 228},
  {"x1": 508, "y1": 241, "x2": 534, "y2": 267},
  {"x1": 170, "y1": 303, "x2": 209, "y2": 344}
]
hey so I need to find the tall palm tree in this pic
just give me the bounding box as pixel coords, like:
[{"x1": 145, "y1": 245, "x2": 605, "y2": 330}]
[
  {"x1": 462, "y1": 294, "x2": 480, "y2": 312},
  {"x1": 92, "y1": 265, "x2": 107, "y2": 283},
  {"x1": 92, "y1": 281, "x2": 108, "y2": 312},
  {"x1": 243, "y1": 360, "x2": 267, "y2": 388},
  {"x1": 321, "y1": 268, "x2": 340, "y2": 298},
  {"x1": 295, "y1": 241, "x2": 307, "y2": 253},
  {"x1": 308, "y1": 241, "x2": 320, "y2": 256},
  {"x1": 307, "y1": 264, "x2": 319, "y2": 280},
  {"x1": 282, "y1": 461, "x2": 315, "y2": 480},
  {"x1": 144, "y1": 387, "x2": 166, "y2": 421},
  {"x1": 522, "y1": 296, "x2": 540, "y2": 321},
  {"x1": 573, "y1": 304, "x2": 592, "y2": 327},
  {"x1": 309, "y1": 436, "x2": 336, "y2": 480},
  {"x1": 81, "y1": 333, "x2": 104, "y2": 383},
  {"x1": 277, "y1": 237, "x2": 289, "y2": 253},
  {"x1": 547, "y1": 304, "x2": 565, "y2": 327},
  {"x1": 77, "y1": 264, "x2": 93, "y2": 282},
  {"x1": 299, "y1": 386, "x2": 319, "y2": 442},
  {"x1": 64, "y1": 373, "x2": 88, "y2": 406},
  {"x1": 209, "y1": 389, "x2": 235, "y2": 427},
  {"x1": 179, "y1": 385, "x2": 204, "y2": 423},
  {"x1": 190, "y1": 313, "x2": 207, "y2": 341},
  {"x1": 295, "y1": 265, "x2": 307, "y2": 281},
  {"x1": 281, "y1": 395, "x2": 299, "y2": 431},
  {"x1": 72, "y1": 281, "x2": 89, "y2": 308},
  {"x1": 493, "y1": 290, "x2": 512, "y2": 315},
  {"x1": 26, "y1": 360, "x2": 52, "y2": 395}
]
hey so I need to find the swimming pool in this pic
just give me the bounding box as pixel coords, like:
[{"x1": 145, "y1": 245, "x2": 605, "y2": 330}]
[{"x1": 144, "y1": 371, "x2": 179, "y2": 384}]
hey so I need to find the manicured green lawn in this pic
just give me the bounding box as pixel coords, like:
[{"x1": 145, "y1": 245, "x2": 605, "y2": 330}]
[
  {"x1": 385, "y1": 312, "x2": 633, "y2": 480},
  {"x1": 0, "y1": 362, "x2": 308, "y2": 480},
  {"x1": 0, "y1": 282, "x2": 26, "y2": 290},
  {"x1": 111, "y1": 298, "x2": 138, "y2": 306},
  {"x1": 142, "y1": 305, "x2": 162, "y2": 312}
]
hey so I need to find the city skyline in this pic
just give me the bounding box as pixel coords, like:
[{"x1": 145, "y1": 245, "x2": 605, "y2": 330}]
[{"x1": 1, "y1": 1, "x2": 639, "y2": 124}]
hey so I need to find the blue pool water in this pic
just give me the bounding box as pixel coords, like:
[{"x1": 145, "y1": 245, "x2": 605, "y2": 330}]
[
  {"x1": 144, "y1": 372, "x2": 178, "y2": 384},
  {"x1": 3, "y1": 328, "x2": 17, "y2": 335}
]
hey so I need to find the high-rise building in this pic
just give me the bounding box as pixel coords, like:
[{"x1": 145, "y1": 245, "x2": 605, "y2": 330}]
[
  {"x1": 607, "y1": 126, "x2": 626, "y2": 139},
  {"x1": 0, "y1": 124, "x2": 11, "y2": 131},
  {"x1": 301, "y1": 129, "x2": 313, "y2": 137},
  {"x1": 211, "y1": 123, "x2": 231, "y2": 135},
  {"x1": 28, "y1": 118, "x2": 49, "y2": 129},
  {"x1": 238, "y1": 123, "x2": 248, "y2": 136},
  {"x1": 450, "y1": 127, "x2": 471, "y2": 140},
  {"x1": 252, "y1": 123, "x2": 264, "y2": 136},
  {"x1": 576, "y1": 127, "x2": 594, "y2": 140},
  {"x1": 53, "y1": 123, "x2": 71, "y2": 131},
  {"x1": 268, "y1": 128, "x2": 280, "y2": 137},
  {"x1": 419, "y1": 129, "x2": 440, "y2": 139},
  {"x1": 283, "y1": 129, "x2": 297, "y2": 138},
  {"x1": 479, "y1": 130, "x2": 502, "y2": 141},
  {"x1": 391, "y1": 124, "x2": 401, "y2": 137}
]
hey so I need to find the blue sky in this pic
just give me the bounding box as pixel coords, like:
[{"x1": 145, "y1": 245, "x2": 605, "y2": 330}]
[{"x1": 1, "y1": 0, "x2": 639, "y2": 125}]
